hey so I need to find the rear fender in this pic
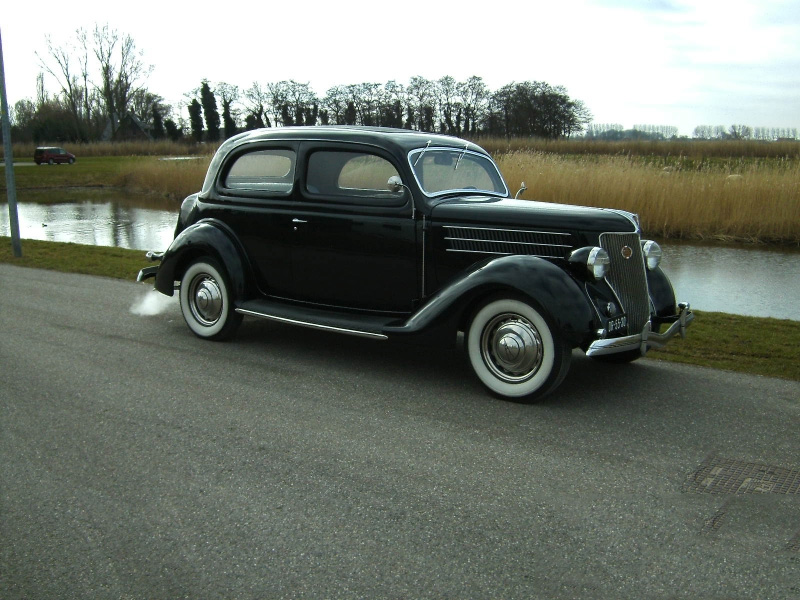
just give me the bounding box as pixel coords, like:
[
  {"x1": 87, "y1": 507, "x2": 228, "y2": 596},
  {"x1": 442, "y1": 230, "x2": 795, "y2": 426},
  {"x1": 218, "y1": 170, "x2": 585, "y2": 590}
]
[
  {"x1": 154, "y1": 219, "x2": 251, "y2": 299},
  {"x1": 385, "y1": 255, "x2": 595, "y2": 347}
]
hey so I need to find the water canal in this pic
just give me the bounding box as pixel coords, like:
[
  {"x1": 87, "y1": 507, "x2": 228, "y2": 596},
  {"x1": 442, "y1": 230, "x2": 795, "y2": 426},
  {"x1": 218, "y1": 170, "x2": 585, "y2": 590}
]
[{"x1": 3, "y1": 200, "x2": 799, "y2": 321}]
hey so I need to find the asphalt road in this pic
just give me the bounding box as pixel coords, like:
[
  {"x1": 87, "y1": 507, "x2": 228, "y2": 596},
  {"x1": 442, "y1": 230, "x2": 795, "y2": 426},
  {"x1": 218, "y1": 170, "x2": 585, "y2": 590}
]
[{"x1": 1, "y1": 264, "x2": 798, "y2": 599}]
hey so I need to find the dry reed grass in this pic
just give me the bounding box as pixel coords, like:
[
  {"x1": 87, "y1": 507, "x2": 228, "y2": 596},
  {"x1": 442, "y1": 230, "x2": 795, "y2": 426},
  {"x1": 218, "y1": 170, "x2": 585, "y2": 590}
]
[
  {"x1": 112, "y1": 157, "x2": 212, "y2": 200},
  {"x1": 476, "y1": 137, "x2": 800, "y2": 161},
  {"x1": 497, "y1": 151, "x2": 800, "y2": 245},
  {"x1": 3, "y1": 140, "x2": 218, "y2": 160}
]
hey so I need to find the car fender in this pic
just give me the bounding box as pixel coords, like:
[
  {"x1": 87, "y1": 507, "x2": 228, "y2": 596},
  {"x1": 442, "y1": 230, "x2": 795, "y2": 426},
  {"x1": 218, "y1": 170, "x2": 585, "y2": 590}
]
[
  {"x1": 646, "y1": 265, "x2": 678, "y2": 319},
  {"x1": 154, "y1": 219, "x2": 252, "y2": 299},
  {"x1": 384, "y1": 255, "x2": 595, "y2": 347}
]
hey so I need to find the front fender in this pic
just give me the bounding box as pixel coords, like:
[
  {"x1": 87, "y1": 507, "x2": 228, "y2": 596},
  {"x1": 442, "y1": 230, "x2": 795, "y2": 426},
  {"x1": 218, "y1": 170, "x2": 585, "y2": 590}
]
[
  {"x1": 646, "y1": 266, "x2": 678, "y2": 319},
  {"x1": 154, "y1": 219, "x2": 251, "y2": 299},
  {"x1": 384, "y1": 255, "x2": 595, "y2": 347}
]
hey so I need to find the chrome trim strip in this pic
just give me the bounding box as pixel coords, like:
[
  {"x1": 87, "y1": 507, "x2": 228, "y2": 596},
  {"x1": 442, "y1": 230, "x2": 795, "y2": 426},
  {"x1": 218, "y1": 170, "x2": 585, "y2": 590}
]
[
  {"x1": 235, "y1": 309, "x2": 388, "y2": 340},
  {"x1": 444, "y1": 248, "x2": 563, "y2": 257},
  {"x1": 444, "y1": 225, "x2": 572, "y2": 237},
  {"x1": 444, "y1": 236, "x2": 572, "y2": 248},
  {"x1": 586, "y1": 303, "x2": 693, "y2": 357}
]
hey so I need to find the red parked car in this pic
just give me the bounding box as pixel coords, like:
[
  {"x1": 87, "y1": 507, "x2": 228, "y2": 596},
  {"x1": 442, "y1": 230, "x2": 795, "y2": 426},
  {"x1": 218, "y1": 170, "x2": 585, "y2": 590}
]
[{"x1": 34, "y1": 147, "x2": 76, "y2": 165}]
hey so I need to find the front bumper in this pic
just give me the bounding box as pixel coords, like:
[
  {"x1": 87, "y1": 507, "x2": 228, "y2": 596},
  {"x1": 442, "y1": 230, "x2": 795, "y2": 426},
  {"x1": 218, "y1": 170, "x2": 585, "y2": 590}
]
[{"x1": 586, "y1": 302, "x2": 694, "y2": 357}]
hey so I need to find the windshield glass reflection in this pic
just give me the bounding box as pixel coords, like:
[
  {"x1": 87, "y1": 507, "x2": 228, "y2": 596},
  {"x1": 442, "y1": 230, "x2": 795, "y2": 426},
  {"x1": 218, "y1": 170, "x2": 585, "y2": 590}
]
[{"x1": 408, "y1": 148, "x2": 508, "y2": 197}]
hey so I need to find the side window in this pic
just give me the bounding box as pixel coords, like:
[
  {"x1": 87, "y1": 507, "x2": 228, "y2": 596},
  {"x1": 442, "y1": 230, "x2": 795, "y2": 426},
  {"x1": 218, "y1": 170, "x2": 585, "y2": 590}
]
[
  {"x1": 306, "y1": 151, "x2": 403, "y2": 203},
  {"x1": 224, "y1": 149, "x2": 296, "y2": 194}
]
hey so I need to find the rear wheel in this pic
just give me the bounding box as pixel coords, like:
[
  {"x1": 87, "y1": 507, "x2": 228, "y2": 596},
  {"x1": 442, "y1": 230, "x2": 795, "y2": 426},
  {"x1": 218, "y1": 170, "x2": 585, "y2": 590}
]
[
  {"x1": 179, "y1": 258, "x2": 242, "y2": 340},
  {"x1": 467, "y1": 298, "x2": 571, "y2": 402}
]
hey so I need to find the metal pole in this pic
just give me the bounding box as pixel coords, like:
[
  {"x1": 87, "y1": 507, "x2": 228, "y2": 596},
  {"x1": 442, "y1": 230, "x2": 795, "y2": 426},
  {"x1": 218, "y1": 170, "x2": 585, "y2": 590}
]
[{"x1": 0, "y1": 27, "x2": 22, "y2": 257}]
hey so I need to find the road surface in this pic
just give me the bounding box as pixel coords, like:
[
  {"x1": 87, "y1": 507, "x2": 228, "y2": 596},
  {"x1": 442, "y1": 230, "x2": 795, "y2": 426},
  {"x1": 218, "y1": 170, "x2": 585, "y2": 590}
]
[{"x1": 1, "y1": 264, "x2": 798, "y2": 599}]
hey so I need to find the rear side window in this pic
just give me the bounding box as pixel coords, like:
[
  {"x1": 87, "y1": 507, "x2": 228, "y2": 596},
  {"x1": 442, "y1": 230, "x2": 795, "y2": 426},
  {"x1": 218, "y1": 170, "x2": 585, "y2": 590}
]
[
  {"x1": 306, "y1": 151, "x2": 403, "y2": 204},
  {"x1": 224, "y1": 149, "x2": 296, "y2": 194}
]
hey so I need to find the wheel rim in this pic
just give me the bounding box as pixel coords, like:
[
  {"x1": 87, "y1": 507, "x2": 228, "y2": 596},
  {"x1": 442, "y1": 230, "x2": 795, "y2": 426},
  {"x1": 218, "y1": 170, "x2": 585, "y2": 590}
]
[
  {"x1": 188, "y1": 273, "x2": 223, "y2": 326},
  {"x1": 480, "y1": 312, "x2": 543, "y2": 383}
]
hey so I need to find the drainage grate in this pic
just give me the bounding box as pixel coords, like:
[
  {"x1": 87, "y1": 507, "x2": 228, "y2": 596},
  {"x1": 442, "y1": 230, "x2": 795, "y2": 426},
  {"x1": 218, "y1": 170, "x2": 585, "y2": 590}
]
[
  {"x1": 788, "y1": 530, "x2": 800, "y2": 553},
  {"x1": 685, "y1": 455, "x2": 800, "y2": 495}
]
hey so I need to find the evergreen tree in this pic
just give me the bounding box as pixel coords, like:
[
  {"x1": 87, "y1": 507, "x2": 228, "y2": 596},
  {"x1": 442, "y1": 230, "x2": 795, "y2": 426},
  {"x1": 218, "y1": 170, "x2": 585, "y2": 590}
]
[
  {"x1": 164, "y1": 118, "x2": 182, "y2": 141},
  {"x1": 200, "y1": 81, "x2": 221, "y2": 141},
  {"x1": 188, "y1": 99, "x2": 204, "y2": 142},
  {"x1": 152, "y1": 105, "x2": 165, "y2": 139}
]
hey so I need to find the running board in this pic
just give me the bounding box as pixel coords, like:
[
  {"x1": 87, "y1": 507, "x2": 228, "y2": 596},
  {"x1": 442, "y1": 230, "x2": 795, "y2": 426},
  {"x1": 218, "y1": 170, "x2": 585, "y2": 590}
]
[{"x1": 235, "y1": 300, "x2": 401, "y2": 340}]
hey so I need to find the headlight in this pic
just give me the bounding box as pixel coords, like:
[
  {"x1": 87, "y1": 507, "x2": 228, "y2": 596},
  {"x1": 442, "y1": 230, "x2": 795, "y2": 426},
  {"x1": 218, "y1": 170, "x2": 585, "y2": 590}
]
[
  {"x1": 587, "y1": 247, "x2": 610, "y2": 280},
  {"x1": 641, "y1": 240, "x2": 662, "y2": 270}
]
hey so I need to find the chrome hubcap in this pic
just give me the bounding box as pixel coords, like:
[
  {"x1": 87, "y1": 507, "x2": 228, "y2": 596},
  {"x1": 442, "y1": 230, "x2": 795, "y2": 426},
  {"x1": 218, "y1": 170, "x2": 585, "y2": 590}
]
[
  {"x1": 481, "y1": 313, "x2": 543, "y2": 383},
  {"x1": 190, "y1": 275, "x2": 223, "y2": 326}
]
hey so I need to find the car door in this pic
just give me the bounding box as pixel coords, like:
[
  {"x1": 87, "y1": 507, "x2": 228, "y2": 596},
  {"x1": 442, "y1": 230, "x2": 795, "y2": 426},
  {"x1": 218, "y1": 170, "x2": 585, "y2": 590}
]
[
  {"x1": 288, "y1": 144, "x2": 419, "y2": 313},
  {"x1": 212, "y1": 144, "x2": 299, "y2": 298}
]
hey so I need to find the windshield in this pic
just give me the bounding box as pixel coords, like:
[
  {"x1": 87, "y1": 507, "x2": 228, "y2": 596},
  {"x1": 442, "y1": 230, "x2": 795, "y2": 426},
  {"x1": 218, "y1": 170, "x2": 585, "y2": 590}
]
[{"x1": 408, "y1": 147, "x2": 508, "y2": 197}]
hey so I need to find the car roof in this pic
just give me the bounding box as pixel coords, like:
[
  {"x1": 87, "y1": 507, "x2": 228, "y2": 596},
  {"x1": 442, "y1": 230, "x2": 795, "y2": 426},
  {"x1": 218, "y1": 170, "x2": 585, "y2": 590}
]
[{"x1": 221, "y1": 126, "x2": 488, "y2": 156}]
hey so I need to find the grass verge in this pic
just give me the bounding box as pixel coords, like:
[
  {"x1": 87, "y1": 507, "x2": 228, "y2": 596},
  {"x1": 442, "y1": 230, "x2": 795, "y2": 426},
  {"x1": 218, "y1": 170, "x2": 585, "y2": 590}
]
[
  {"x1": 1, "y1": 236, "x2": 149, "y2": 280},
  {"x1": 2, "y1": 236, "x2": 798, "y2": 383}
]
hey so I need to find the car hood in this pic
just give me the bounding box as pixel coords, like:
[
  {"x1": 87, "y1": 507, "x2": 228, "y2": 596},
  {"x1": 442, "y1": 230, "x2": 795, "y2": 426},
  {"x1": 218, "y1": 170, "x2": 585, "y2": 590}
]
[{"x1": 429, "y1": 196, "x2": 638, "y2": 234}]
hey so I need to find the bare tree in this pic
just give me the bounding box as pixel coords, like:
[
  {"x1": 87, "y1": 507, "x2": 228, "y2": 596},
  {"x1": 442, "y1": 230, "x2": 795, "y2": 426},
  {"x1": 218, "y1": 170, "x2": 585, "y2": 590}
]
[
  {"x1": 217, "y1": 82, "x2": 240, "y2": 137},
  {"x1": 457, "y1": 76, "x2": 489, "y2": 137},
  {"x1": 36, "y1": 28, "x2": 92, "y2": 139},
  {"x1": 406, "y1": 76, "x2": 435, "y2": 131},
  {"x1": 436, "y1": 75, "x2": 459, "y2": 134},
  {"x1": 243, "y1": 82, "x2": 270, "y2": 129},
  {"x1": 93, "y1": 23, "x2": 153, "y2": 138}
]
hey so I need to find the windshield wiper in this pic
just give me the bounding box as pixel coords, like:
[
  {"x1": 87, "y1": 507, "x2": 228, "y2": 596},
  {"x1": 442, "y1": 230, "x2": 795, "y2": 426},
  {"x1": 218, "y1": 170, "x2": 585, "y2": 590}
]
[
  {"x1": 413, "y1": 140, "x2": 432, "y2": 167},
  {"x1": 454, "y1": 142, "x2": 468, "y2": 170}
]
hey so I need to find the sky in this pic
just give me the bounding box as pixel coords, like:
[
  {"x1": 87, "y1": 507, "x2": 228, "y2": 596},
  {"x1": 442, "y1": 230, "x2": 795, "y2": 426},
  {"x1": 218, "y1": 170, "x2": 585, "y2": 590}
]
[{"x1": 1, "y1": 0, "x2": 799, "y2": 137}]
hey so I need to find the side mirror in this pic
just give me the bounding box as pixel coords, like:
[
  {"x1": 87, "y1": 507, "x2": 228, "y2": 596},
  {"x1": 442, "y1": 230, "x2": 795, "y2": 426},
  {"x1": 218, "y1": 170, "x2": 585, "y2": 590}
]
[
  {"x1": 514, "y1": 181, "x2": 528, "y2": 199},
  {"x1": 387, "y1": 175, "x2": 405, "y2": 194}
]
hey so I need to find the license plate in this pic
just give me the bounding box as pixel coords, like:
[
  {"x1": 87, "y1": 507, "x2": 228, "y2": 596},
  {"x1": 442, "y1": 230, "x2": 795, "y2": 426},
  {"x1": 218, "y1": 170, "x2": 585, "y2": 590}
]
[{"x1": 608, "y1": 315, "x2": 627, "y2": 333}]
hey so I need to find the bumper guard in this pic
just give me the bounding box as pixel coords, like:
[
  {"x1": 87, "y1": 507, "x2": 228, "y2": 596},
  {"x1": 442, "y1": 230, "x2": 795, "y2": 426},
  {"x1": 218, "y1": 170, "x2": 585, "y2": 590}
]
[
  {"x1": 136, "y1": 251, "x2": 164, "y2": 283},
  {"x1": 586, "y1": 302, "x2": 694, "y2": 357}
]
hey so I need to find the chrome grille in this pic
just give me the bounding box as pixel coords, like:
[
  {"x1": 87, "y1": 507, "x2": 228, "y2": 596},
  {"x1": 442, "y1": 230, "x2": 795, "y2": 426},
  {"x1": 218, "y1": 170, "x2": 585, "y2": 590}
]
[
  {"x1": 599, "y1": 232, "x2": 651, "y2": 332},
  {"x1": 444, "y1": 226, "x2": 573, "y2": 258}
]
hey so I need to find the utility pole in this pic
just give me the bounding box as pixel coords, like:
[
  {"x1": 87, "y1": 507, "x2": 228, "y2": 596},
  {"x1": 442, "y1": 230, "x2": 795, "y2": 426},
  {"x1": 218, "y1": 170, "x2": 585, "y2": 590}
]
[{"x1": 0, "y1": 27, "x2": 22, "y2": 257}]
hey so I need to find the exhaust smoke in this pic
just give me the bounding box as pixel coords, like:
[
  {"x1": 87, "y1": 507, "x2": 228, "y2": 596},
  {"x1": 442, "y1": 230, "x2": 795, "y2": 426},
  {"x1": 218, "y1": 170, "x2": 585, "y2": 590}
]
[{"x1": 130, "y1": 289, "x2": 177, "y2": 316}]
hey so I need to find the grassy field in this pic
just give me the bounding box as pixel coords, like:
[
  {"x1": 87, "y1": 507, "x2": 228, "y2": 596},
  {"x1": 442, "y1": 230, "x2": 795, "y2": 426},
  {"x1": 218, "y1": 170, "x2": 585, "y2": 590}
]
[{"x1": 2, "y1": 236, "x2": 799, "y2": 384}]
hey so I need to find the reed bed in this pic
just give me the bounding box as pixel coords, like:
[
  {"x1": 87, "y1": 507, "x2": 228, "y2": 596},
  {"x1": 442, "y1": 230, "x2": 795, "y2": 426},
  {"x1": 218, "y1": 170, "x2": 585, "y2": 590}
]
[
  {"x1": 2, "y1": 140, "x2": 218, "y2": 160},
  {"x1": 112, "y1": 156, "x2": 213, "y2": 201},
  {"x1": 476, "y1": 137, "x2": 800, "y2": 161},
  {"x1": 497, "y1": 151, "x2": 800, "y2": 245}
]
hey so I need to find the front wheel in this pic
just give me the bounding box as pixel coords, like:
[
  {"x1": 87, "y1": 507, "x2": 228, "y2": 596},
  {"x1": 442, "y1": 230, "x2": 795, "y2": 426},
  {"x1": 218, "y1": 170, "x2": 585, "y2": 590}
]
[
  {"x1": 179, "y1": 258, "x2": 242, "y2": 340},
  {"x1": 466, "y1": 298, "x2": 571, "y2": 402}
]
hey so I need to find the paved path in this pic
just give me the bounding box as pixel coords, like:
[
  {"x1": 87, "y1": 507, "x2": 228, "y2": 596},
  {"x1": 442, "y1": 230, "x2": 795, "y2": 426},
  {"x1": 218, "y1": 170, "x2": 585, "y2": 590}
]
[{"x1": 1, "y1": 265, "x2": 798, "y2": 599}]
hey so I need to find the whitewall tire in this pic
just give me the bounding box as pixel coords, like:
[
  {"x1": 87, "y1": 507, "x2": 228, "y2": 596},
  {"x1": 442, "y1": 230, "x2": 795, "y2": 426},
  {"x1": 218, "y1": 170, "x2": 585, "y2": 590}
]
[
  {"x1": 179, "y1": 258, "x2": 242, "y2": 340},
  {"x1": 467, "y1": 298, "x2": 571, "y2": 401}
]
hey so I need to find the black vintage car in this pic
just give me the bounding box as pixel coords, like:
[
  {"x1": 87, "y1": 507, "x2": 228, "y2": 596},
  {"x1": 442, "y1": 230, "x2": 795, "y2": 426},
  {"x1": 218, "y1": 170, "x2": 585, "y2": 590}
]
[{"x1": 138, "y1": 126, "x2": 692, "y2": 401}]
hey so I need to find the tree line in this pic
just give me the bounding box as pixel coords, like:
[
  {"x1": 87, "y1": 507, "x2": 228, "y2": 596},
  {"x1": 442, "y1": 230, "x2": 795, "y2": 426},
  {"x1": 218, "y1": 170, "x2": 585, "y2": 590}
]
[
  {"x1": 6, "y1": 24, "x2": 593, "y2": 144},
  {"x1": 6, "y1": 23, "x2": 798, "y2": 145},
  {"x1": 587, "y1": 123, "x2": 799, "y2": 142}
]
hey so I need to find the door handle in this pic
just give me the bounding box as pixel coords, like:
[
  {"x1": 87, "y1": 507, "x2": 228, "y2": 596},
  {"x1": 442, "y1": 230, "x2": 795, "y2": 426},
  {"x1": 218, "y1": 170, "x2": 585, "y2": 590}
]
[{"x1": 292, "y1": 218, "x2": 308, "y2": 224}]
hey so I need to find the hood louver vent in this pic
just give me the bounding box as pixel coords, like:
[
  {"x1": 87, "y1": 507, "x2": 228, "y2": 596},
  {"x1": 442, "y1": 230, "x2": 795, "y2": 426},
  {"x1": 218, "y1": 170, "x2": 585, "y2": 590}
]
[{"x1": 444, "y1": 226, "x2": 574, "y2": 258}]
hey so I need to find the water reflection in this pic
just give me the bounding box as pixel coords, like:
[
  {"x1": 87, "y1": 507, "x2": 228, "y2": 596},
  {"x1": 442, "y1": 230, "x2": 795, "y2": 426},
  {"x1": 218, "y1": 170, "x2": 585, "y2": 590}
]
[
  {"x1": 1, "y1": 201, "x2": 176, "y2": 252},
  {"x1": 3, "y1": 199, "x2": 798, "y2": 320},
  {"x1": 661, "y1": 243, "x2": 800, "y2": 321}
]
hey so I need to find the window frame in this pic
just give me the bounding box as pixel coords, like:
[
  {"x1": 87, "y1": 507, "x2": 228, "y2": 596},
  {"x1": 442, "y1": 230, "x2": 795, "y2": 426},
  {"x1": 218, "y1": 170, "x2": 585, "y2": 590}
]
[
  {"x1": 301, "y1": 146, "x2": 408, "y2": 208},
  {"x1": 217, "y1": 145, "x2": 298, "y2": 198}
]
